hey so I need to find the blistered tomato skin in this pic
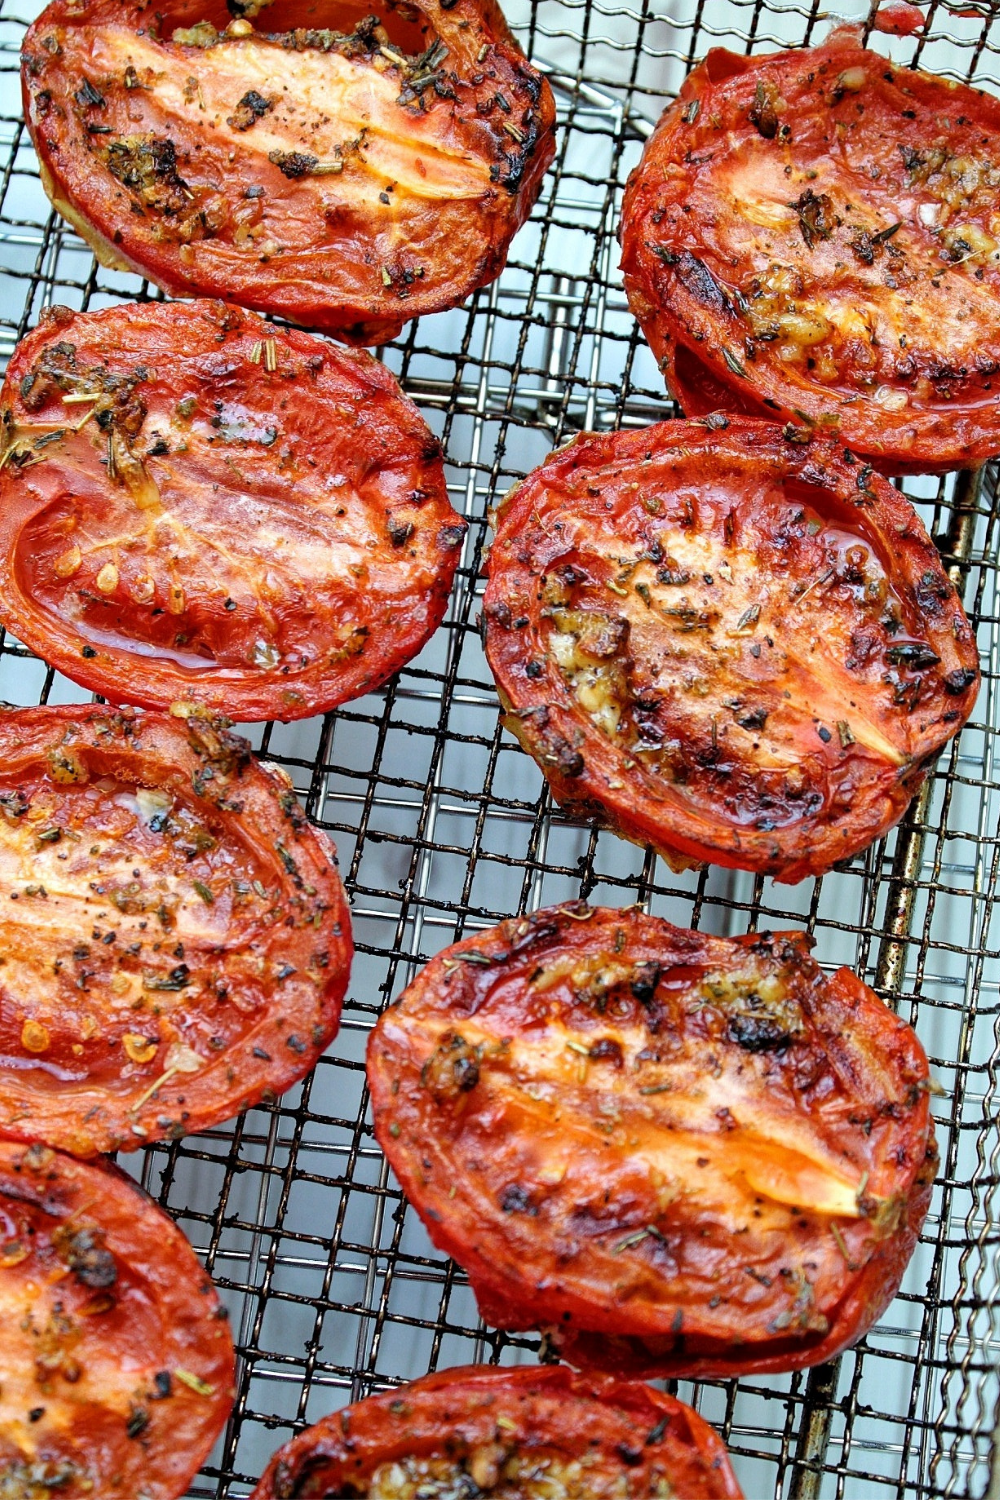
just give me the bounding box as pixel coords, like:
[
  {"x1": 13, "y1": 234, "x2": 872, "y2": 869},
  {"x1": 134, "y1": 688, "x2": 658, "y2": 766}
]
[
  {"x1": 250, "y1": 1363, "x2": 745, "y2": 1499},
  {"x1": 21, "y1": 0, "x2": 555, "y2": 345},
  {"x1": 0, "y1": 300, "x2": 465, "y2": 722},
  {"x1": 620, "y1": 29, "x2": 1000, "y2": 473},
  {"x1": 0, "y1": 705, "x2": 352, "y2": 1157},
  {"x1": 483, "y1": 418, "x2": 979, "y2": 883},
  {"x1": 368, "y1": 904, "x2": 937, "y2": 1380},
  {"x1": 0, "y1": 1141, "x2": 234, "y2": 1499}
]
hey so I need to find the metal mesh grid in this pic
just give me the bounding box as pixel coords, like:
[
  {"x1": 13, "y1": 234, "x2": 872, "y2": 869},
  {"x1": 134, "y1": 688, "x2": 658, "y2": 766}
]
[{"x1": 1, "y1": 0, "x2": 999, "y2": 1493}]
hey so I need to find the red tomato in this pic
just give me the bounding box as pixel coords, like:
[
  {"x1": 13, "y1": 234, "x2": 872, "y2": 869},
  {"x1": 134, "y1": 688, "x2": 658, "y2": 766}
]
[
  {"x1": 251, "y1": 1362, "x2": 744, "y2": 1498},
  {"x1": 368, "y1": 904, "x2": 937, "y2": 1380},
  {"x1": 620, "y1": 28, "x2": 1000, "y2": 473},
  {"x1": 0, "y1": 300, "x2": 465, "y2": 722},
  {"x1": 0, "y1": 704, "x2": 352, "y2": 1157},
  {"x1": 21, "y1": 0, "x2": 555, "y2": 345},
  {"x1": 872, "y1": 2, "x2": 926, "y2": 35},
  {"x1": 483, "y1": 417, "x2": 979, "y2": 882},
  {"x1": 0, "y1": 1139, "x2": 234, "y2": 1499}
]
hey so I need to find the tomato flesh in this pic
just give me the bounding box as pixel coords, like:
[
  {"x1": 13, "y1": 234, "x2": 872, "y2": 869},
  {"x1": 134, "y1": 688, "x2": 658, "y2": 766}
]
[
  {"x1": 483, "y1": 417, "x2": 979, "y2": 881},
  {"x1": 0, "y1": 1140, "x2": 234, "y2": 1500},
  {"x1": 368, "y1": 905, "x2": 936, "y2": 1379},
  {"x1": 620, "y1": 28, "x2": 1000, "y2": 472},
  {"x1": 0, "y1": 300, "x2": 466, "y2": 722},
  {"x1": 21, "y1": 0, "x2": 555, "y2": 343},
  {"x1": 251, "y1": 1363, "x2": 744, "y2": 1498},
  {"x1": 0, "y1": 705, "x2": 352, "y2": 1157}
]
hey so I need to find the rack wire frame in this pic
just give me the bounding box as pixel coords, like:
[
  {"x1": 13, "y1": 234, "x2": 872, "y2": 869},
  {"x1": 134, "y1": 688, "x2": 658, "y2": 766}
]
[{"x1": 1, "y1": 0, "x2": 1000, "y2": 1493}]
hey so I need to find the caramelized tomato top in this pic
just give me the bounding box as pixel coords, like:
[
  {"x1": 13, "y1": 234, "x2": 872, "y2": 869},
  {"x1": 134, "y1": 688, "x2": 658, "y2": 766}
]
[
  {"x1": 484, "y1": 418, "x2": 979, "y2": 882},
  {"x1": 620, "y1": 29, "x2": 1000, "y2": 471},
  {"x1": 0, "y1": 300, "x2": 465, "y2": 722},
  {"x1": 368, "y1": 905, "x2": 936, "y2": 1378},
  {"x1": 0, "y1": 705, "x2": 352, "y2": 1157},
  {"x1": 251, "y1": 1363, "x2": 744, "y2": 1498},
  {"x1": 22, "y1": 0, "x2": 555, "y2": 343},
  {"x1": 0, "y1": 1140, "x2": 234, "y2": 1500}
]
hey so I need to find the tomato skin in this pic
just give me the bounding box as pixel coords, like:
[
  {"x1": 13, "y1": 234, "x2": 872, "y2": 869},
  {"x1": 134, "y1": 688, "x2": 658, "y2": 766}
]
[
  {"x1": 250, "y1": 1363, "x2": 744, "y2": 1498},
  {"x1": 620, "y1": 30, "x2": 1000, "y2": 473},
  {"x1": 368, "y1": 904, "x2": 937, "y2": 1380},
  {"x1": 0, "y1": 1139, "x2": 234, "y2": 1499},
  {"x1": 0, "y1": 300, "x2": 465, "y2": 722},
  {"x1": 483, "y1": 417, "x2": 979, "y2": 882},
  {"x1": 0, "y1": 704, "x2": 352, "y2": 1157},
  {"x1": 21, "y1": 0, "x2": 555, "y2": 345}
]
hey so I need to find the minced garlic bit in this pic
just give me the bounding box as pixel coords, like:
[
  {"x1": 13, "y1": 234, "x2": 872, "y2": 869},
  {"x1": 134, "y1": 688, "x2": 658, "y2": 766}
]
[
  {"x1": 873, "y1": 386, "x2": 908, "y2": 411},
  {"x1": 549, "y1": 632, "x2": 625, "y2": 737},
  {"x1": 942, "y1": 220, "x2": 1000, "y2": 265},
  {"x1": 547, "y1": 607, "x2": 629, "y2": 739},
  {"x1": 836, "y1": 66, "x2": 867, "y2": 92},
  {"x1": 744, "y1": 263, "x2": 835, "y2": 374},
  {"x1": 163, "y1": 1040, "x2": 204, "y2": 1073}
]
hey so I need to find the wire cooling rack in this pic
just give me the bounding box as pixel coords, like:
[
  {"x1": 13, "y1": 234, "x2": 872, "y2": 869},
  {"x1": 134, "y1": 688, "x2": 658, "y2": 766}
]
[{"x1": 1, "y1": 0, "x2": 1000, "y2": 1494}]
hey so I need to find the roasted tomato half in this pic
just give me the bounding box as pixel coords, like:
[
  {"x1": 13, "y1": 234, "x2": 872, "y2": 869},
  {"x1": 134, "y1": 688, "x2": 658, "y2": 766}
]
[
  {"x1": 0, "y1": 704, "x2": 352, "y2": 1157},
  {"x1": 483, "y1": 418, "x2": 979, "y2": 883},
  {"x1": 620, "y1": 28, "x2": 1000, "y2": 473},
  {"x1": 21, "y1": 0, "x2": 555, "y2": 345},
  {"x1": 0, "y1": 1139, "x2": 235, "y2": 1499},
  {"x1": 251, "y1": 1363, "x2": 744, "y2": 1498},
  {"x1": 369, "y1": 904, "x2": 938, "y2": 1380},
  {"x1": 0, "y1": 300, "x2": 465, "y2": 722}
]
